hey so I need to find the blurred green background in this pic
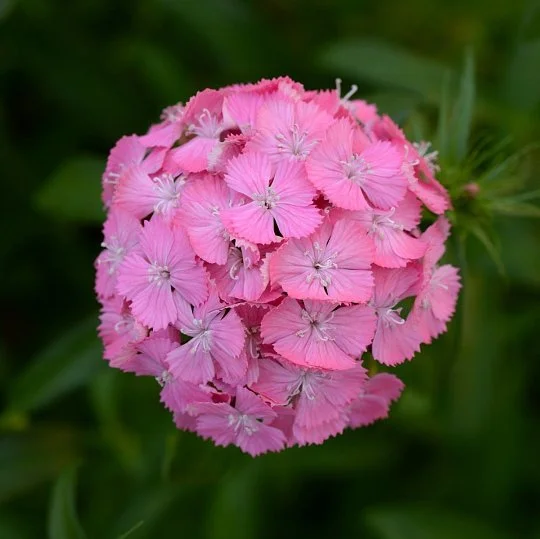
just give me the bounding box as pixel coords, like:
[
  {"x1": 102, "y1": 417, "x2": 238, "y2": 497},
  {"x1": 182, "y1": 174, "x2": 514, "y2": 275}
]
[{"x1": 1, "y1": 0, "x2": 540, "y2": 538}]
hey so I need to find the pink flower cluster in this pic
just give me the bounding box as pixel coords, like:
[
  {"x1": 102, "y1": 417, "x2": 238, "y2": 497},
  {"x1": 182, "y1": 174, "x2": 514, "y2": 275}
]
[{"x1": 96, "y1": 77, "x2": 460, "y2": 456}]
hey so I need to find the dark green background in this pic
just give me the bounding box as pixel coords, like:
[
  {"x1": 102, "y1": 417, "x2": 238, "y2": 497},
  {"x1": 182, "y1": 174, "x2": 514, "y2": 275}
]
[{"x1": 1, "y1": 1, "x2": 540, "y2": 538}]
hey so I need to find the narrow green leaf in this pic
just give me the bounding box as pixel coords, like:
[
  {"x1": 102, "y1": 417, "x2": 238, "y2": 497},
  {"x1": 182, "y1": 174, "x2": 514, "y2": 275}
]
[
  {"x1": 320, "y1": 39, "x2": 453, "y2": 103},
  {"x1": 48, "y1": 465, "x2": 86, "y2": 539},
  {"x1": 436, "y1": 70, "x2": 452, "y2": 160},
  {"x1": 469, "y1": 224, "x2": 505, "y2": 276},
  {"x1": 6, "y1": 317, "x2": 103, "y2": 414},
  {"x1": 489, "y1": 200, "x2": 540, "y2": 218},
  {"x1": 365, "y1": 505, "x2": 512, "y2": 539},
  {"x1": 35, "y1": 156, "x2": 104, "y2": 224},
  {"x1": 117, "y1": 521, "x2": 144, "y2": 539},
  {"x1": 450, "y1": 49, "x2": 475, "y2": 162}
]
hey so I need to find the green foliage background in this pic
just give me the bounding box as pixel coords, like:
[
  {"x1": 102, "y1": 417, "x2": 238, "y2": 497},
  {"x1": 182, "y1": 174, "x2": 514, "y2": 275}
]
[{"x1": 1, "y1": 1, "x2": 540, "y2": 537}]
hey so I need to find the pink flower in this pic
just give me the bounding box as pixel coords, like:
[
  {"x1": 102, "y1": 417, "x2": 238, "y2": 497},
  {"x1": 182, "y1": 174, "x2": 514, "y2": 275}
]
[
  {"x1": 306, "y1": 118, "x2": 407, "y2": 211},
  {"x1": 411, "y1": 218, "x2": 461, "y2": 343},
  {"x1": 247, "y1": 98, "x2": 333, "y2": 161},
  {"x1": 208, "y1": 244, "x2": 267, "y2": 302},
  {"x1": 370, "y1": 266, "x2": 422, "y2": 365},
  {"x1": 269, "y1": 218, "x2": 374, "y2": 303},
  {"x1": 221, "y1": 152, "x2": 322, "y2": 244},
  {"x1": 166, "y1": 290, "x2": 246, "y2": 384},
  {"x1": 371, "y1": 115, "x2": 450, "y2": 214},
  {"x1": 102, "y1": 137, "x2": 166, "y2": 207},
  {"x1": 114, "y1": 166, "x2": 186, "y2": 221},
  {"x1": 116, "y1": 217, "x2": 208, "y2": 330},
  {"x1": 95, "y1": 209, "x2": 141, "y2": 298},
  {"x1": 98, "y1": 296, "x2": 147, "y2": 363},
  {"x1": 177, "y1": 174, "x2": 238, "y2": 265},
  {"x1": 96, "y1": 78, "x2": 459, "y2": 455},
  {"x1": 164, "y1": 89, "x2": 230, "y2": 173},
  {"x1": 347, "y1": 373, "x2": 404, "y2": 428},
  {"x1": 260, "y1": 298, "x2": 376, "y2": 370},
  {"x1": 193, "y1": 387, "x2": 286, "y2": 456},
  {"x1": 344, "y1": 191, "x2": 427, "y2": 268},
  {"x1": 252, "y1": 358, "x2": 367, "y2": 445}
]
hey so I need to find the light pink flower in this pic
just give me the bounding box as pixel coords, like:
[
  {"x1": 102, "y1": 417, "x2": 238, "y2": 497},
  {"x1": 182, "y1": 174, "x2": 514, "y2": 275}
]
[
  {"x1": 116, "y1": 217, "x2": 208, "y2": 330},
  {"x1": 166, "y1": 290, "x2": 246, "y2": 384},
  {"x1": 269, "y1": 218, "x2": 374, "y2": 303},
  {"x1": 260, "y1": 298, "x2": 376, "y2": 370},
  {"x1": 221, "y1": 152, "x2": 322, "y2": 244},
  {"x1": 193, "y1": 387, "x2": 286, "y2": 456},
  {"x1": 306, "y1": 118, "x2": 407, "y2": 211},
  {"x1": 348, "y1": 373, "x2": 404, "y2": 428}
]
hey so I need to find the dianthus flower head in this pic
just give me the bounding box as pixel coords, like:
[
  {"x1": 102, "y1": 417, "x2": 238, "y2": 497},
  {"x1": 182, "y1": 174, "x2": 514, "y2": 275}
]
[{"x1": 96, "y1": 76, "x2": 460, "y2": 456}]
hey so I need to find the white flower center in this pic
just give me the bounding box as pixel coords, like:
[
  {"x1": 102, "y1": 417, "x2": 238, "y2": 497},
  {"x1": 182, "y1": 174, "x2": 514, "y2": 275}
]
[
  {"x1": 147, "y1": 262, "x2": 171, "y2": 286},
  {"x1": 100, "y1": 236, "x2": 125, "y2": 274},
  {"x1": 304, "y1": 241, "x2": 338, "y2": 287},
  {"x1": 188, "y1": 108, "x2": 223, "y2": 139},
  {"x1": 296, "y1": 308, "x2": 335, "y2": 342},
  {"x1": 275, "y1": 123, "x2": 318, "y2": 159},
  {"x1": 228, "y1": 413, "x2": 259, "y2": 436},
  {"x1": 341, "y1": 155, "x2": 371, "y2": 185},
  {"x1": 153, "y1": 173, "x2": 185, "y2": 215},
  {"x1": 252, "y1": 186, "x2": 280, "y2": 210},
  {"x1": 183, "y1": 318, "x2": 213, "y2": 353}
]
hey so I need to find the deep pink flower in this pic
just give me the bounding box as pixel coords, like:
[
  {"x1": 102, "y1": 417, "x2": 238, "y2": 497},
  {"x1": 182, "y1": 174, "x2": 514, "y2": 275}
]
[{"x1": 116, "y1": 217, "x2": 208, "y2": 330}]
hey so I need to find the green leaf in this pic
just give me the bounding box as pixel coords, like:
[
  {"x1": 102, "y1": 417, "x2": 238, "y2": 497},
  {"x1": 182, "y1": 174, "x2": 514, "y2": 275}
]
[
  {"x1": 5, "y1": 317, "x2": 103, "y2": 414},
  {"x1": 449, "y1": 49, "x2": 475, "y2": 163},
  {"x1": 48, "y1": 465, "x2": 86, "y2": 539},
  {"x1": 469, "y1": 224, "x2": 505, "y2": 276},
  {"x1": 117, "y1": 521, "x2": 144, "y2": 539},
  {"x1": 35, "y1": 156, "x2": 105, "y2": 224},
  {"x1": 320, "y1": 39, "x2": 453, "y2": 103},
  {"x1": 365, "y1": 505, "x2": 512, "y2": 539}
]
